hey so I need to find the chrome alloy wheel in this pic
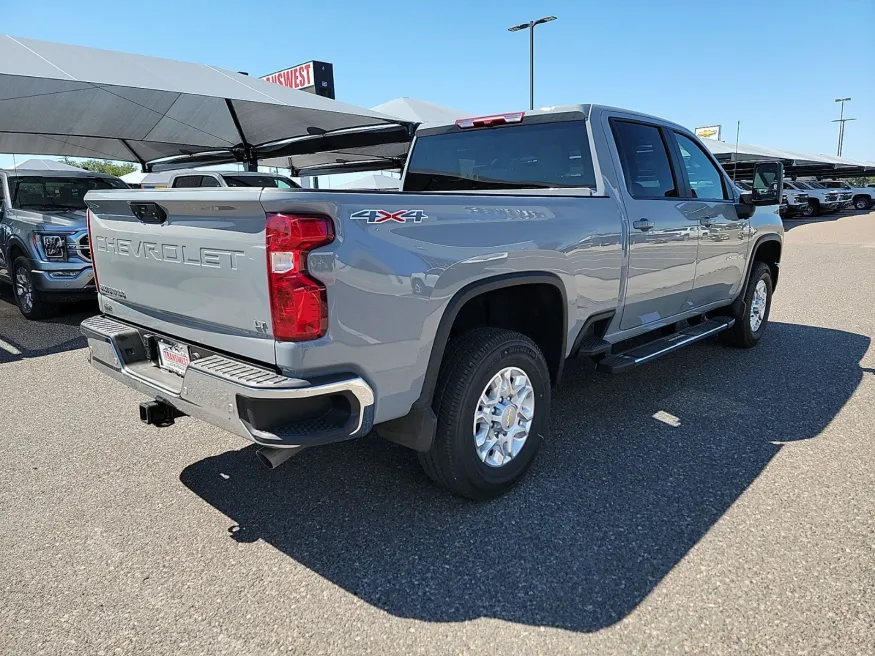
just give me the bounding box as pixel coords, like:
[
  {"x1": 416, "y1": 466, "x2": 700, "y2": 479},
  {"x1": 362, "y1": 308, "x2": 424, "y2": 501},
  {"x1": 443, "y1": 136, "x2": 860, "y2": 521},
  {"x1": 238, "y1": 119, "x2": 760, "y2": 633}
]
[
  {"x1": 749, "y1": 279, "x2": 768, "y2": 332},
  {"x1": 473, "y1": 366, "x2": 535, "y2": 468},
  {"x1": 14, "y1": 267, "x2": 34, "y2": 314}
]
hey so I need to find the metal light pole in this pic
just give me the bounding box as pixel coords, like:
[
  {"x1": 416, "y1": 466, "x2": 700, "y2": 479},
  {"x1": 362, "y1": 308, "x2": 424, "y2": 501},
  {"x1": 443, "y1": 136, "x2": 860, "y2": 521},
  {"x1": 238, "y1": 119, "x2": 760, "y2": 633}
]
[
  {"x1": 508, "y1": 16, "x2": 557, "y2": 110},
  {"x1": 832, "y1": 97, "x2": 856, "y2": 157}
]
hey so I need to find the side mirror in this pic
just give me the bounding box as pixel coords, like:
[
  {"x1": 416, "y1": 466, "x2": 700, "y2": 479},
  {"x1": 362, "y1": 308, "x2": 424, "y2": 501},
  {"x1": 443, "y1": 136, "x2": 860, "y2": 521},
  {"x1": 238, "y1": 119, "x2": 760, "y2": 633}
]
[
  {"x1": 751, "y1": 161, "x2": 784, "y2": 206},
  {"x1": 736, "y1": 192, "x2": 755, "y2": 219}
]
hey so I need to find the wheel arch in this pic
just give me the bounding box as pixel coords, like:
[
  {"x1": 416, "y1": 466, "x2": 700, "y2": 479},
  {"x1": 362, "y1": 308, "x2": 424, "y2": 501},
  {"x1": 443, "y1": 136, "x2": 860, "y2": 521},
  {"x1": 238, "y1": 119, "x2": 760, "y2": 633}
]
[
  {"x1": 376, "y1": 272, "x2": 569, "y2": 453},
  {"x1": 751, "y1": 236, "x2": 782, "y2": 289},
  {"x1": 5, "y1": 236, "x2": 30, "y2": 265}
]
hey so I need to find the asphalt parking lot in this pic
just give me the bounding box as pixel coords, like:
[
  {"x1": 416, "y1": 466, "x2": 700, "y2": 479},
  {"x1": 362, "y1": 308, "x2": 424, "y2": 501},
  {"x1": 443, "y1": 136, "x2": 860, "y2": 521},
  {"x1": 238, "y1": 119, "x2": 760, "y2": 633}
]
[{"x1": 1, "y1": 210, "x2": 873, "y2": 655}]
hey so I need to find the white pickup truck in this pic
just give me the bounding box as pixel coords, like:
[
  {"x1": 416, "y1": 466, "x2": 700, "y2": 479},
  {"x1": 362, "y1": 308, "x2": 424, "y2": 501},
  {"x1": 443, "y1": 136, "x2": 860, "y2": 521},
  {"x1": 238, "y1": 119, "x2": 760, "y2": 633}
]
[
  {"x1": 783, "y1": 180, "x2": 841, "y2": 217},
  {"x1": 818, "y1": 181, "x2": 874, "y2": 210}
]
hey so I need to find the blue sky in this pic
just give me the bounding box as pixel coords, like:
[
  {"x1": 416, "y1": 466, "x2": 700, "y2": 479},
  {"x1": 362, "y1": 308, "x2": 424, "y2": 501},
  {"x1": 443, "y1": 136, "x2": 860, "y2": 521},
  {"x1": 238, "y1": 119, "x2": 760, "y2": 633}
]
[{"x1": 2, "y1": 0, "x2": 873, "y2": 169}]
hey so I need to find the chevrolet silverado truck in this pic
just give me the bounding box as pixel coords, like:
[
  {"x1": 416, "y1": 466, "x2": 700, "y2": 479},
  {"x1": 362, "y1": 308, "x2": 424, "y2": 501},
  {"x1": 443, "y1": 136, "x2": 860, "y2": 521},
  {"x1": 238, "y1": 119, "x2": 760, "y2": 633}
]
[
  {"x1": 784, "y1": 180, "x2": 840, "y2": 217},
  {"x1": 818, "y1": 180, "x2": 873, "y2": 210},
  {"x1": 804, "y1": 180, "x2": 852, "y2": 210},
  {"x1": 740, "y1": 180, "x2": 808, "y2": 218},
  {"x1": 0, "y1": 166, "x2": 128, "y2": 318},
  {"x1": 166, "y1": 170, "x2": 301, "y2": 190},
  {"x1": 81, "y1": 105, "x2": 784, "y2": 500}
]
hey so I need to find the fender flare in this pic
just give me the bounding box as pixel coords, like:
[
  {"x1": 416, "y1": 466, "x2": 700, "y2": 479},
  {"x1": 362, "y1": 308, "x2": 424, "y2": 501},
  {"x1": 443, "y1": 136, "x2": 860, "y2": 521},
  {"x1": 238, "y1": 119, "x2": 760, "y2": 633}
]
[
  {"x1": 727, "y1": 234, "x2": 781, "y2": 319},
  {"x1": 4, "y1": 235, "x2": 31, "y2": 266},
  {"x1": 376, "y1": 271, "x2": 568, "y2": 452}
]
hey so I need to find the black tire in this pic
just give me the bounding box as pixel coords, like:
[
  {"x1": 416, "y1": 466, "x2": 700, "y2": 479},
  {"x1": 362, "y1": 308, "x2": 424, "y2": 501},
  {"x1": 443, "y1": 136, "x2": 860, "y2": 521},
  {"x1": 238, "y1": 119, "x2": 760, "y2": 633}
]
[
  {"x1": 11, "y1": 257, "x2": 56, "y2": 320},
  {"x1": 853, "y1": 196, "x2": 871, "y2": 211},
  {"x1": 418, "y1": 328, "x2": 551, "y2": 500},
  {"x1": 801, "y1": 200, "x2": 817, "y2": 218},
  {"x1": 720, "y1": 261, "x2": 773, "y2": 348}
]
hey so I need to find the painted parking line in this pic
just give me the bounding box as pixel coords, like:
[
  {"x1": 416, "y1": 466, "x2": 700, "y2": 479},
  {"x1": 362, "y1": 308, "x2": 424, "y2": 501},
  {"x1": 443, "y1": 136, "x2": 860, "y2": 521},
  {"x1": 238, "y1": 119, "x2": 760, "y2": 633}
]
[{"x1": 0, "y1": 337, "x2": 22, "y2": 355}]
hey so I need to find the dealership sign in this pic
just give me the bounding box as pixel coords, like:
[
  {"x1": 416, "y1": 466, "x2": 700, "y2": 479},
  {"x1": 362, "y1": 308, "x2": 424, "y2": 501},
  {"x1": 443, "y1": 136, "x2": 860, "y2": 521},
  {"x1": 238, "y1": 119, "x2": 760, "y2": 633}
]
[
  {"x1": 695, "y1": 125, "x2": 722, "y2": 141},
  {"x1": 261, "y1": 61, "x2": 335, "y2": 99}
]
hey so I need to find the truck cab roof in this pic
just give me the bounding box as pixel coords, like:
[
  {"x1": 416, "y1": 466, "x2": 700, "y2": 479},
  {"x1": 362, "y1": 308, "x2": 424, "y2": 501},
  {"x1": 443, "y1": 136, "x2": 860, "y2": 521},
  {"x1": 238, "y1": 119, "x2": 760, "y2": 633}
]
[{"x1": 418, "y1": 104, "x2": 691, "y2": 135}]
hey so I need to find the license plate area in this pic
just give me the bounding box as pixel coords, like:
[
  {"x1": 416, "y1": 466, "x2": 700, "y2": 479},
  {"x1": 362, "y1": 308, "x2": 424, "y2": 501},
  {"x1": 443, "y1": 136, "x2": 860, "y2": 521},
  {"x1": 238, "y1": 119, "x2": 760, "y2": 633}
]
[{"x1": 157, "y1": 339, "x2": 191, "y2": 377}]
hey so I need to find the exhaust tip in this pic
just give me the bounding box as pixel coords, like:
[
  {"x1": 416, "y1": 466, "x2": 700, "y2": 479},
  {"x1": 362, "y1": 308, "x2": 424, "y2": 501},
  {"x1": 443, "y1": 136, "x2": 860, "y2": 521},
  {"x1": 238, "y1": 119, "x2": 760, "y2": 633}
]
[{"x1": 256, "y1": 445, "x2": 304, "y2": 470}]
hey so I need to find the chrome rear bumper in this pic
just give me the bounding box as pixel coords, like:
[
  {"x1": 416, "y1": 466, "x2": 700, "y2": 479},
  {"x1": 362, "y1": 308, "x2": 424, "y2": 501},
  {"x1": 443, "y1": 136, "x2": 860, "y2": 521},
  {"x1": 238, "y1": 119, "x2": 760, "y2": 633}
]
[{"x1": 81, "y1": 315, "x2": 375, "y2": 448}]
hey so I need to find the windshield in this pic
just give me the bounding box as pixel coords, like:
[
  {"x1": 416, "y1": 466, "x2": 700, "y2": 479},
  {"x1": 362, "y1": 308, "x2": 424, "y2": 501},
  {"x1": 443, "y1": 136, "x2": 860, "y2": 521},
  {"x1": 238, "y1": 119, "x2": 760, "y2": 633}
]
[
  {"x1": 793, "y1": 182, "x2": 812, "y2": 190},
  {"x1": 223, "y1": 175, "x2": 300, "y2": 188},
  {"x1": 806, "y1": 181, "x2": 827, "y2": 189},
  {"x1": 405, "y1": 121, "x2": 597, "y2": 192},
  {"x1": 11, "y1": 176, "x2": 127, "y2": 210}
]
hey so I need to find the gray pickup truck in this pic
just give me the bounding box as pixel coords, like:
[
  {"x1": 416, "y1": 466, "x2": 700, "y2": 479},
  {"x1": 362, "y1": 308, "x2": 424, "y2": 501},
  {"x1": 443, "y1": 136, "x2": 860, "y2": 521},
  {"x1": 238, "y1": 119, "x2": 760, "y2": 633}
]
[
  {"x1": 0, "y1": 167, "x2": 128, "y2": 318},
  {"x1": 81, "y1": 104, "x2": 784, "y2": 499}
]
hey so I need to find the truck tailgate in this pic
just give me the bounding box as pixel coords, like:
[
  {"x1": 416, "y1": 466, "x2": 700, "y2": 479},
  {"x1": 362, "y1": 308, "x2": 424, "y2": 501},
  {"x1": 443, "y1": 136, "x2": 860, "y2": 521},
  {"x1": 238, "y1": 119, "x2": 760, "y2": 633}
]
[{"x1": 85, "y1": 189, "x2": 276, "y2": 365}]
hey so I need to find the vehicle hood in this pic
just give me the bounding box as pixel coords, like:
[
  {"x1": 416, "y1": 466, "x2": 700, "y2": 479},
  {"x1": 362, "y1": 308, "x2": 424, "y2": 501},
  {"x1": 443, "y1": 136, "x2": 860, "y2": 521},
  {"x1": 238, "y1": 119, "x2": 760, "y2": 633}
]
[{"x1": 10, "y1": 208, "x2": 88, "y2": 230}]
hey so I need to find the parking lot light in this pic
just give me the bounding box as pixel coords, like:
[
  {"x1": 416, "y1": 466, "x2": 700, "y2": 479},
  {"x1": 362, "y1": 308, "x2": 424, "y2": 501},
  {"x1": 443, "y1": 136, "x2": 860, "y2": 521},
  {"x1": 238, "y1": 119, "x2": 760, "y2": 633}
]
[{"x1": 508, "y1": 16, "x2": 558, "y2": 111}]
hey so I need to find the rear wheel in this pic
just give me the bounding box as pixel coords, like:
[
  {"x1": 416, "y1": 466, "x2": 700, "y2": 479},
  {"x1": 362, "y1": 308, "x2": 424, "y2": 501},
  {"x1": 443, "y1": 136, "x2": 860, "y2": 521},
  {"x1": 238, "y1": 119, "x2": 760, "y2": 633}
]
[
  {"x1": 720, "y1": 262, "x2": 773, "y2": 348},
  {"x1": 419, "y1": 328, "x2": 551, "y2": 500},
  {"x1": 11, "y1": 257, "x2": 55, "y2": 320}
]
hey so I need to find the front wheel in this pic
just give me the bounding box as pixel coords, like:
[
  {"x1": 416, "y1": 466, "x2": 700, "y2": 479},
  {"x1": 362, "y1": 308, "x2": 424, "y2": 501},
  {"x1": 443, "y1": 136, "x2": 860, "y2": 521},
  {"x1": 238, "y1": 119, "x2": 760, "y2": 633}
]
[
  {"x1": 11, "y1": 257, "x2": 55, "y2": 320},
  {"x1": 854, "y1": 196, "x2": 871, "y2": 211},
  {"x1": 419, "y1": 328, "x2": 551, "y2": 500},
  {"x1": 801, "y1": 201, "x2": 817, "y2": 218},
  {"x1": 720, "y1": 262, "x2": 773, "y2": 348}
]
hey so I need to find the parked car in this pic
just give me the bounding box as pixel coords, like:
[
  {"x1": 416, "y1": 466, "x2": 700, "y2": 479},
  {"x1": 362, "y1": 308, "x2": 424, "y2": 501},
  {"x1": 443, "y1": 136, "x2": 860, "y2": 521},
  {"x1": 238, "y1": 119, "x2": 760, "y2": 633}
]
[
  {"x1": 81, "y1": 104, "x2": 784, "y2": 500},
  {"x1": 166, "y1": 170, "x2": 301, "y2": 189},
  {"x1": 818, "y1": 180, "x2": 874, "y2": 210},
  {"x1": 804, "y1": 181, "x2": 852, "y2": 210},
  {"x1": 784, "y1": 180, "x2": 840, "y2": 217},
  {"x1": 739, "y1": 181, "x2": 794, "y2": 218},
  {"x1": 0, "y1": 167, "x2": 128, "y2": 318}
]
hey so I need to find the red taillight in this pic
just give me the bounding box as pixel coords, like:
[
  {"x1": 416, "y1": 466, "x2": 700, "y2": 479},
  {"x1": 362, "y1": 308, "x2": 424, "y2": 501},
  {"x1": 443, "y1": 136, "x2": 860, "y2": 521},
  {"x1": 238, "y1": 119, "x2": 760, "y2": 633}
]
[
  {"x1": 455, "y1": 112, "x2": 525, "y2": 129},
  {"x1": 265, "y1": 213, "x2": 334, "y2": 341},
  {"x1": 86, "y1": 209, "x2": 99, "y2": 292}
]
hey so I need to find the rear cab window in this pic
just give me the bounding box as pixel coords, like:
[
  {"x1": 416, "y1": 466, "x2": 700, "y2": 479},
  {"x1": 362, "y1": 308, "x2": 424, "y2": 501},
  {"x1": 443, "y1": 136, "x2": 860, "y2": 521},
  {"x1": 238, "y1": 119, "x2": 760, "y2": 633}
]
[
  {"x1": 404, "y1": 120, "x2": 597, "y2": 192},
  {"x1": 223, "y1": 175, "x2": 300, "y2": 188},
  {"x1": 172, "y1": 175, "x2": 203, "y2": 188}
]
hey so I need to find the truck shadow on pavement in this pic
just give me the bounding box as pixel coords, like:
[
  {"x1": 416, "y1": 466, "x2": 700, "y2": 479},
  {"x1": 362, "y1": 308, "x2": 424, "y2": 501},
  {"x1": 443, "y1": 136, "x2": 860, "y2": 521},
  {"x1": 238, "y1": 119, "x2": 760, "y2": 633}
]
[
  {"x1": 180, "y1": 322, "x2": 869, "y2": 632},
  {"x1": 0, "y1": 289, "x2": 96, "y2": 362}
]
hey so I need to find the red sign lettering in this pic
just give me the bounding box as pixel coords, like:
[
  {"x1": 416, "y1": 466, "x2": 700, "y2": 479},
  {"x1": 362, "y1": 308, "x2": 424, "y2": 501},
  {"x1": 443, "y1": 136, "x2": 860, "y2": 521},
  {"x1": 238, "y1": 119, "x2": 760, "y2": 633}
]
[{"x1": 261, "y1": 62, "x2": 316, "y2": 91}]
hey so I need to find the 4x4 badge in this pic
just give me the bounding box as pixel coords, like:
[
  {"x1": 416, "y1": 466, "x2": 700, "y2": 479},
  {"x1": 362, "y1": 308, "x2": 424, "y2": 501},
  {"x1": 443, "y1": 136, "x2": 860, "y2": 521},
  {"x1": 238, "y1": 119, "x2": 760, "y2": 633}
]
[{"x1": 350, "y1": 209, "x2": 428, "y2": 224}]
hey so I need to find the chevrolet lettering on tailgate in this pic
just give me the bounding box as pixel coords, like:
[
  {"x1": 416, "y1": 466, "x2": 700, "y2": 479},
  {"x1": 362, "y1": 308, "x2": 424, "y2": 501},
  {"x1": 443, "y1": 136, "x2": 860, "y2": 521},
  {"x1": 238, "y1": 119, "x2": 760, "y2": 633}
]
[{"x1": 95, "y1": 237, "x2": 245, "y2": 269}]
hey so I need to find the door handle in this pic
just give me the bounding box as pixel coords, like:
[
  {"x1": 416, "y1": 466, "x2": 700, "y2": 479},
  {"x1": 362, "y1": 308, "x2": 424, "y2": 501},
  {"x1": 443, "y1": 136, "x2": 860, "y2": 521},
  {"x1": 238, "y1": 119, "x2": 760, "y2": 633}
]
[{"x1": 633, "y1": 218, "x2": 653, "y2": 232}]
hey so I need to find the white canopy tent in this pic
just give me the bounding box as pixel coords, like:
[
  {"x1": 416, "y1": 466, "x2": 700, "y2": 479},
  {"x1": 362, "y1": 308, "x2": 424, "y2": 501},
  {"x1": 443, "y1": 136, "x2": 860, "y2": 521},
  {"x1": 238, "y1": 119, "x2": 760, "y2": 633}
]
[
  {"x1": 7, "y1": 158, "x2": 81, "y2": 171},
  {"x1": 0, "y1": 35, "x2": 412, "y2": 172},
  {"x1": 261, "y1": 97, "x2": 469, "y2": 176},
  {"x1": 370, "y1": 97, "x2": 466, "y2": 125}
]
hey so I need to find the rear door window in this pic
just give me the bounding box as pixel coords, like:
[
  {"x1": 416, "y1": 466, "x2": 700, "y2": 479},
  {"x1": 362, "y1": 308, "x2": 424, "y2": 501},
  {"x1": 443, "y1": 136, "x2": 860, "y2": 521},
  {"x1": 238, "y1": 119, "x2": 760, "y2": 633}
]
[
  {"x1": 200, "y1": 176, "x2": 221, "y2": 187},
  {"x1": 404, "y1": 121, "x2": 596, "y2": 192},
  {"x1": 610, "y1": 120, "x2": 678, "y2": 199}
]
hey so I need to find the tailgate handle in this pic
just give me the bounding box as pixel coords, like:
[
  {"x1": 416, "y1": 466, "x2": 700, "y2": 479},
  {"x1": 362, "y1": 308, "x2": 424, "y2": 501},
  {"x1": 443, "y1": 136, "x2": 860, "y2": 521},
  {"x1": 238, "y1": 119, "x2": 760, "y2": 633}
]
[{"x1": 130, "y1": 202, "x2": 167, "y2": 224}]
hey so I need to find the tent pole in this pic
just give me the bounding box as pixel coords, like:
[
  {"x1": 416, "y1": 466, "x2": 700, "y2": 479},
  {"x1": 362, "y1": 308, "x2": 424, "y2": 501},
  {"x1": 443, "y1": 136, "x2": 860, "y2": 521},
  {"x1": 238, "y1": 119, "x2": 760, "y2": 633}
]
[
  {"x1": 119, "y1": 139, "x2": 148, "y2": 172},
  {"x1": 225, "y1": 99, "x2": 258, "y2": 171}
]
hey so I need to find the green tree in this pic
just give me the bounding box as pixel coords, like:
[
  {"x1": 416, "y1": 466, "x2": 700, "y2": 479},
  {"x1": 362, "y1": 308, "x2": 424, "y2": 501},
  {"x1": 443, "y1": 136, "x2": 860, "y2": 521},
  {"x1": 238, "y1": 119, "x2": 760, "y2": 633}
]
[
  {"x1": 847, "y1": 176, "x2": 874, "y2": 187},
  {"x1": 60, "y1": 157, "x2": 137, "y2": 177}
]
